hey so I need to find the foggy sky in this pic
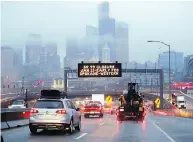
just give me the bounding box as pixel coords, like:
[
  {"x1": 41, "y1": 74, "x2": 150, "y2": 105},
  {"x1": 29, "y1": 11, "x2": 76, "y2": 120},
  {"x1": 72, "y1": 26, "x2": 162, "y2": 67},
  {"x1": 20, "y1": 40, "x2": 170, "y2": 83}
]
[{"x1": 1, "y1": 1, "x2": 193, "y2": 63}]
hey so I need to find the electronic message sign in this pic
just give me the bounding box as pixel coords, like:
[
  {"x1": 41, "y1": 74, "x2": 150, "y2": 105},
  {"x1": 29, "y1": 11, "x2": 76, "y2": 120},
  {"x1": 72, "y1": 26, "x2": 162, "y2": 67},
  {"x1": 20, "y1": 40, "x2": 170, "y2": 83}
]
[{"x1": 78, "y1": 63, "x2": 122, "y2": 77}]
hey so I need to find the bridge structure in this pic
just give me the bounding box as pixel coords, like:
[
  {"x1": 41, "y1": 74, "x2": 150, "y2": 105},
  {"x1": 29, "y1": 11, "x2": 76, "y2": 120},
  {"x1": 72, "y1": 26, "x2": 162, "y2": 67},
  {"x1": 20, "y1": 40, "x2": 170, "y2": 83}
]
[{"x1": 64, "y1": 68, "x2": 164, "y2": 108}]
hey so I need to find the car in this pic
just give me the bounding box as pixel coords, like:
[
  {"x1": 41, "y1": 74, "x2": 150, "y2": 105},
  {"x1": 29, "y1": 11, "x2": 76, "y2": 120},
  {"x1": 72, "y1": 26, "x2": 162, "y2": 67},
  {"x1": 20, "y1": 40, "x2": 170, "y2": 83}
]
[
  {"x1": 84, "y1": 101, "x2": 103, "y2": 118},
  {"x1": 9, "y1": 100, "x2": 26, "y2": 108},
  {"x1": 29, "y1": 90, "x2": 81, "y2": 134}
]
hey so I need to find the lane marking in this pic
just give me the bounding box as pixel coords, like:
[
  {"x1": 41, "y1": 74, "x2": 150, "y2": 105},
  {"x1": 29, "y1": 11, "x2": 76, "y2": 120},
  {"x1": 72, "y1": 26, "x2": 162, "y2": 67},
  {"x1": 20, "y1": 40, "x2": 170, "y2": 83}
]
[
  {"x1": 100, "y1": 122, "x2": 104, "y2": 125},
  {"x1": 152, "y1": 122, "x2": 176, "y2": 142},
  {"x1": 75, "y1": 133, "x2": 88, "y2": 140}
]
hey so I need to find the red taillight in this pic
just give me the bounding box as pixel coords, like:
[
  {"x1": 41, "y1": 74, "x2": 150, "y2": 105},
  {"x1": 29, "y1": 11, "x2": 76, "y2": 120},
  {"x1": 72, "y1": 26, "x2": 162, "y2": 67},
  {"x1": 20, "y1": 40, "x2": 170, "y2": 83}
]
[
  {"x1": 30, "y1": 109, "x2": 39, "y2": 113},
  {"x1": 56, "y1": 109, "x2": 66, "y2": 114}
]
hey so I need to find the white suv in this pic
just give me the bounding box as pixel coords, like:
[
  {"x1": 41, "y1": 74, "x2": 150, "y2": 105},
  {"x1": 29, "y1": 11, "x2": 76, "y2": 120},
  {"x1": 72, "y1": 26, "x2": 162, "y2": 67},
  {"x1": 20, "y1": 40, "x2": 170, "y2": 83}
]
[
  {"x1": 29, "y1": 98, "x2": 81, "y2": 134},
  {"x1": 9, "y1": 100, "x2": 26, "y2": 109}
]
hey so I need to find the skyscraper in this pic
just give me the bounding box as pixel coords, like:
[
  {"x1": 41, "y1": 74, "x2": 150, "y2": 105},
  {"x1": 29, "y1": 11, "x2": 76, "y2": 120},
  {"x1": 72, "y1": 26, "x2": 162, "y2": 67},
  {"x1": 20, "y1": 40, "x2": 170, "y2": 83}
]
[
  {"x1": 13, "y1": 48, "x2": 23, "y2": 68},
  {"x1": 159, "y1": 51, "x2": 183, "y2": 72},
  {"x1": 102, "y1": 43, "x2": 110, "y2": 63},
  {"x1": 1, "y1": 46, "x2": 18, "y2": 82},
  {"x1": 84, "y1": 25, "x2": 99, "y2": 62},
  {"x1": 65, "y1": 38, "x2": 82, "y2": 69},
  {"x1": 66, "y1": 38, "x2": 79, "y2": 58},
  {"x1": 1, "y1": 46, "x2": 14, "y2": 73},
  {"x1": 98, "y1": 2, "x2": 109, "y2": 20},
  {"x1": 98, "y1": 2, "x2": 116, "y2": 62},
  {"x1": 25, "y1": 34, "x2": 42, "y2": 64},
  {"x1": 159, "y1": 51, "x2": 184, "y2": 82},
  {"x1": 45, "y1": 42, "x2": 57, "y2": 56},
  {"x1": 184, "y1": 55, "x2": 193, "y2": 81},
  {"x1": 86, "y1": 25, "x2": 98, "y2": 37},
  {"x1": 98, "y1": 17, "x2": 116, "y2": 62},
  {"x1": 115, "y1": 21, "x2": 129, "y2": 66}
]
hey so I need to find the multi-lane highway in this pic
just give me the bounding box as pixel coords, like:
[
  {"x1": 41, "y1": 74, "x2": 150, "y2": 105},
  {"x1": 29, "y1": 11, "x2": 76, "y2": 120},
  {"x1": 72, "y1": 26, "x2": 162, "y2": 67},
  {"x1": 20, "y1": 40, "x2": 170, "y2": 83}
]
[{"x1": 2, "y1": 113, "x2": 193, "y2": 142}]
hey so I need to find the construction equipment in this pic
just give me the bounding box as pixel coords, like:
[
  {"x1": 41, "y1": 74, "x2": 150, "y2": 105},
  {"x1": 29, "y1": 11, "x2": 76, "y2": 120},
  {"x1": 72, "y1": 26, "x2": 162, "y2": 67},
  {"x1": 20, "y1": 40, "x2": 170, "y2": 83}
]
[{"x1": 117, "y1": 83, "x2": 145, "y2": 121}]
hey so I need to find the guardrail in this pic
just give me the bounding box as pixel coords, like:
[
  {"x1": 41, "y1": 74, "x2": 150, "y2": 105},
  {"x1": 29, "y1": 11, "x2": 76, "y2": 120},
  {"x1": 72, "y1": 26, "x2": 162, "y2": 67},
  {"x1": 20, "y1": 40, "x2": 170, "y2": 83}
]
[
  {"x1": 153, "y1": 109, "x2": 193, "y2": 119},
  {"x1": 1, "y1": 108, "x2": 30, "y2": 130}
]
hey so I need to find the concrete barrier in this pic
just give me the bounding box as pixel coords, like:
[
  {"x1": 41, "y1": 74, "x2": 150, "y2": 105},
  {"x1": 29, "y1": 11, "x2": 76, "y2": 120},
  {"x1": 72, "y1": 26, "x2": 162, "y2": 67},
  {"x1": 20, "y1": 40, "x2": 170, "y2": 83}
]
[
  {"x1": 153, "y1": 109, "x2": 193, "y2": 119},
  {"x1": 1, "y1": 108, "x2": 30, "y2": 130}
]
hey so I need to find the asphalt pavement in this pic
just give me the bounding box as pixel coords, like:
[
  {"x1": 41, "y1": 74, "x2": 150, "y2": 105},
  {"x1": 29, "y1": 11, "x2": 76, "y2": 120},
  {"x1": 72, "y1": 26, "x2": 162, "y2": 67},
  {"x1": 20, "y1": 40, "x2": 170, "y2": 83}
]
[{"x1": 2, "y1": 113, "x2": 193, "y2": 142}]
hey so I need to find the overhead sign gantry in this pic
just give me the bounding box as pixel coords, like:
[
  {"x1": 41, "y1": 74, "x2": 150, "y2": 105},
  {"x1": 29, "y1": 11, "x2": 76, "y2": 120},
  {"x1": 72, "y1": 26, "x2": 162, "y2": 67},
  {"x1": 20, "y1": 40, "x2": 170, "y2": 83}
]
[{"x1": 64, "y1": 61, "x2": 164, "y2": 108}]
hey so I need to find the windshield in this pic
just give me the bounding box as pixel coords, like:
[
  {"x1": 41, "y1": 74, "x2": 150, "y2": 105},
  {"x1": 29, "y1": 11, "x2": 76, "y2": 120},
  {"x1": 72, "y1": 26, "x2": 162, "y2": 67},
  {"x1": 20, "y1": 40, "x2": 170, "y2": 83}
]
[
  {"x1": 86, "y1": 103, "x2": 101, "y2": 107},
  {"x1": 33, "y1": 100, "x2": 64, "y2": 109},
  {"x1": 178, "y1": 101, "x2": 185, "y2": 103},
  {"x1": 12, "y1": 101, "x2": 24, "y2": 105}
]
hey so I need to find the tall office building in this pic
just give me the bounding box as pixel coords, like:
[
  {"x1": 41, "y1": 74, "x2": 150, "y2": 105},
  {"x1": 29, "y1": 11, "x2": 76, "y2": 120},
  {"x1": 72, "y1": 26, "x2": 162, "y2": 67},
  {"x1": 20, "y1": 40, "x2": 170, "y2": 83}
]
[
  {"x1": 25, "y1": 34, "x2": 42, "y2": 64},
  {"x1": 84, "y1": 25, "x2": 99, "y2": 62},
  {"x1": 115, "y1": 22, "x2": 129, "y2": 67},
  {"x1": 159, "y1": 51, "x2": 183, "y2": 72},
  {"x1": 102, "y1": 43, "x2": 110, "y2": 63},
  {"x1": 184, "y1": 55, "x2": 193, "y2": 75},
  {"x1": 45, "y1": 42, "x2": 57, "y2": 56},
  {"x1": 1, "y1": 46, "x2": 18, "y2": 82},
  {"x1": 98, "y1": 2, "x2": 109, "y2": 20},
  {"x1": 39, "y1": 42, "x2": 60, "y2": 74},
  {"x1": 98, "y1": 17, "x2": 116, "y2": 62},
  {"x1": 98, "y1": 2, "x2": 116, "y2": 62},
  {"x1": 86, "y1": 25, "x2": 98, "y2": 37},
  {"x1": 65, "y1": 38, "x2": 82, "y2": 69},
  {"x1": 13, "y1": 48, "x2": 23, "y2": 68},
  {"x1": 66, "y1": 38, "x2": 79, "y2": 58},
  {"x1": 159, "y1": 51, "x2": 184, "y2": 82},
  {"x1": 184, "y1": 55, "x2": 193, "y2": 81}
]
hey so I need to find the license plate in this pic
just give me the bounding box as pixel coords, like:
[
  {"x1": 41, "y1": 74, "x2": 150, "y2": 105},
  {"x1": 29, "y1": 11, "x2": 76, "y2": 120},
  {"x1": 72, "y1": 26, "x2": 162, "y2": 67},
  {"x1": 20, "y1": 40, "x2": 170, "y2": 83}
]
[
  {"x1": 139, "y1": 107, "x2": 143, "y2": 111},
  {"x1": 120, "y1": 109, "x2": 124, "y2": 111},
  {"x1": 90, "y1": 112, "x2": 94, "y2": 114}
]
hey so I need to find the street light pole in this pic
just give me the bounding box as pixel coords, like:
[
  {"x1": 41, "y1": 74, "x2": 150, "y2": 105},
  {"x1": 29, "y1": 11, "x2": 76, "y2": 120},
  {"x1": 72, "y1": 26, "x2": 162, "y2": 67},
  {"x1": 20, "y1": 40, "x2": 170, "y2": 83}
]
[
  {"x1": 147, "y1": 40, "x2": 171, "y2": 99},
  {"x1": 168, "y1": 45, "x2": 171, "y2": 100},
  {"x1": 22, "y1": 76, "x2": 25, "y2": 95}
]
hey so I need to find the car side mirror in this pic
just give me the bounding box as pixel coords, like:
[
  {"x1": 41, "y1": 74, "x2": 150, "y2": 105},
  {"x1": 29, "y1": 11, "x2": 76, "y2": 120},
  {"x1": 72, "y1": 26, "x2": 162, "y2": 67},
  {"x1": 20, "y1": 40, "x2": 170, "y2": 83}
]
[{"x1": 76, "y1": 107, "x2": 80, "y2": 111}]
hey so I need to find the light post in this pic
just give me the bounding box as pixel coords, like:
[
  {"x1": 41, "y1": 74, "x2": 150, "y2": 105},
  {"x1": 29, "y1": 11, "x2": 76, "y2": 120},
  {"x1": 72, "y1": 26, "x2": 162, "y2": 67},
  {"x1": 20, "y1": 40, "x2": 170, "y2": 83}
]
[
  {"x1": 134, "y1": 61, "x2": 137, "y2": 83},
  {"x1": 145, "y1": 62, "x2": 147, "y2": 89},
  {"x1": 147, "y1": 40, "x2": 171, "y2": 99}
]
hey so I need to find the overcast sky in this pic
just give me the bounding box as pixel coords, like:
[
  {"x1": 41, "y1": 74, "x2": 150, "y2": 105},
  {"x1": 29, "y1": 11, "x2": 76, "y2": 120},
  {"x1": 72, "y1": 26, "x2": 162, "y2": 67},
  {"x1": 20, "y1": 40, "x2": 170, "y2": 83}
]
[{"x1": 1, "y1": 1, "x2": 193, "y2": 63}]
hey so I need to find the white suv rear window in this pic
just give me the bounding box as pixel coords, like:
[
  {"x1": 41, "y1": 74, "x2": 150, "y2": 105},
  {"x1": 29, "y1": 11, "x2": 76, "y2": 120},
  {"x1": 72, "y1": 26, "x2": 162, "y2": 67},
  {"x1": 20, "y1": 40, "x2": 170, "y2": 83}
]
[
  {"x1": 13, "y1": 101, "x2": 24, "y2": 105},
  {"x1": 34, "y1": 100, "x2": 64, "y2": 109}
]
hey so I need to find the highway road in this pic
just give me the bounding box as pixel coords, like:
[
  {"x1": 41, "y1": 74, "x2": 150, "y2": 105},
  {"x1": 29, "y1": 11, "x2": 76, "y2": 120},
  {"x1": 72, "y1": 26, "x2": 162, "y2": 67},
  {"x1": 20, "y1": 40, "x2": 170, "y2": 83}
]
[{"x1": 2, "y1": 113, "x2": 193, "y2": 142}]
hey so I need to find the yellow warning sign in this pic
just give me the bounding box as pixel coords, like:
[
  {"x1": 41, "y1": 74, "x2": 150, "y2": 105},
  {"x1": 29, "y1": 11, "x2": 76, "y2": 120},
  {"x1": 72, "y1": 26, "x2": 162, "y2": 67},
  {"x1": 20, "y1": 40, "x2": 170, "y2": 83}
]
[
  {"x1": 154, "y1": 97, "x2": 160, "y2": 109},
  {"x1": 106, "y1": 96, "x2": 112, "y2": 105}
]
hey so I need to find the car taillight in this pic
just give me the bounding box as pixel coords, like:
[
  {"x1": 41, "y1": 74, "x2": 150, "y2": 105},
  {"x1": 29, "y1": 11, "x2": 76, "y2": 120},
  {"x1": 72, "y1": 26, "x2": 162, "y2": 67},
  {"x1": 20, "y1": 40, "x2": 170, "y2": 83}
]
[
  {"x1": 56, "y1": 109, "x2": 67, "y2": 114},
  {"x1": 30, "y1": 109, "x2": 39, "y2": 113}
]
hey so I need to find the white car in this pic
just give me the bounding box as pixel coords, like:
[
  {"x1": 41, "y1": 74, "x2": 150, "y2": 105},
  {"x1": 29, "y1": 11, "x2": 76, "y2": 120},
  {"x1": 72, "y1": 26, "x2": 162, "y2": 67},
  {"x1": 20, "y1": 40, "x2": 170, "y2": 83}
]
[
  {"x1": 9, "y1": 100, "x2": 26, "y2": 109},
  {"x1": 29, "y1": 90, "x2": 81, "y2": 134}
]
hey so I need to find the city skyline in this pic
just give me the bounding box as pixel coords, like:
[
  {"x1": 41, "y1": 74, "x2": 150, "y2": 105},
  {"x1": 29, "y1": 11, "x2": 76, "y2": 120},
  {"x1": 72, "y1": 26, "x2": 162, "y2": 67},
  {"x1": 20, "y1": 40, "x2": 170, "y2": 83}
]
[{"x1": 2, "y1": 1, "x2": 193, "y2": 63}]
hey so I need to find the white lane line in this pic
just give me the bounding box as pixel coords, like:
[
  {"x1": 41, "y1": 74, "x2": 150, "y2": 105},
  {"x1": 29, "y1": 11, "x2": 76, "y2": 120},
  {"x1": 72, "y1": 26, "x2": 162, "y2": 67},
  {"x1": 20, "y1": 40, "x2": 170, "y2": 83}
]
[
  {"x1": 75, "y1": 133, "x2": 88, "y2": 140},
  {"x1": 100, "y1": 122, "x2": 104, "y2": 125},
  {"x1": 153, "y1": 122, "x2": 176, "y2": 142}
]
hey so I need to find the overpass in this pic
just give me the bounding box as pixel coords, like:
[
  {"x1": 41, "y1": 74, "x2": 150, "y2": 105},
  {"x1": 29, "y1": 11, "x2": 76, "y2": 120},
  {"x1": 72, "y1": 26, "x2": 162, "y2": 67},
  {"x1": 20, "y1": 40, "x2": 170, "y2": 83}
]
[{"x1": 64, "y1": 68, "x2": 165, "y2": 108}]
